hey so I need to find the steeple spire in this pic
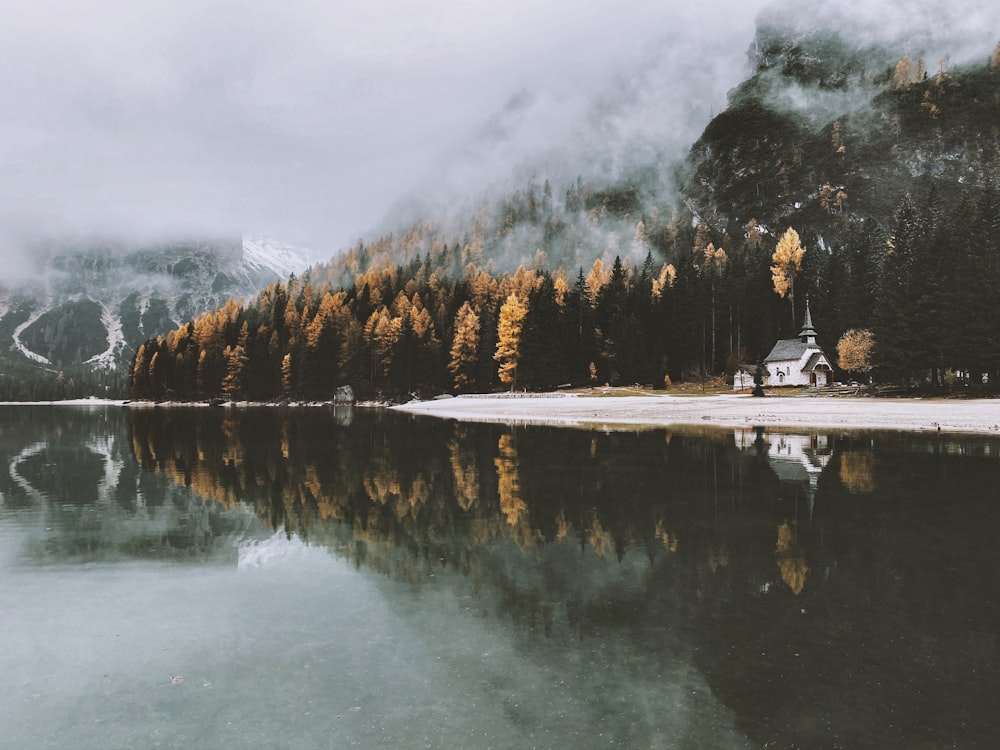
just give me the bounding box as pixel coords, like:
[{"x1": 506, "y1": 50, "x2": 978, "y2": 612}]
[{"x1": 799, "y1": 297, "x2": 817, "y2": 345}]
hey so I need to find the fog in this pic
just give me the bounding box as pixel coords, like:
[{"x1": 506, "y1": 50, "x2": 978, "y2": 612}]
[{"x1": 2, "y1": 0, "x2": 998, "y2": 279}]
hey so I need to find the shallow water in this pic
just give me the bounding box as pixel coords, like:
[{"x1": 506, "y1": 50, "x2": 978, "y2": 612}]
[{"x1": 2, "y1": 405, "x2": 998, "y2": 749}]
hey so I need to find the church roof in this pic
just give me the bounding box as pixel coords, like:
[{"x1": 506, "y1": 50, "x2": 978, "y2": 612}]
[
  {"x1": 765, "y1": 338, "x2": 814, "y2": 362},
  {"x1": 765, "y1": 298, "x2": 825, "y2": 364},
  {"x1": 799, "y1": 300, "x2": 818, "y2": 341},
  {"x1": 803, "y1": 351, "x2": 831, "y2": 371}
]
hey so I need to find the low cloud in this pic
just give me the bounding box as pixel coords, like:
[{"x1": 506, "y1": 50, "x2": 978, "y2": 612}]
[{"x1": 2, "y1": 0, "x2": 995, "y2": 280}]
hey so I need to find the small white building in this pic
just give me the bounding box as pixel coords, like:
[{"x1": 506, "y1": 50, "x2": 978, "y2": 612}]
[
  {"x1": 764, "y1": 300, "x2": 833, "y2": 387},
  {"x1": 733, "y1": 368, "x2": 755, "y2": 391}
]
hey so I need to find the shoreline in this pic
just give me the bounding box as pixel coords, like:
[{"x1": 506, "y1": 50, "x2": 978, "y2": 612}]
[
  {"x1": 6, "y1": 393, "x2": 1000, "y2": 436},
  {"x1": 393, "y1": 392, "x2": 1000, "y2": 435}
]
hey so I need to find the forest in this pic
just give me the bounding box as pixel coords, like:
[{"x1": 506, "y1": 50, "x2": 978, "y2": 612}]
[
  {"x1": 129, "y1": 42, "x2": 1000, "y2": 401},
  {"x1": 128, "y1": 177, "x2": 1000, "y2": 402}
]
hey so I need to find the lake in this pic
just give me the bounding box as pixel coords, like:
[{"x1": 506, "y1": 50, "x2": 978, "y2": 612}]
[{"x1": 1, "y1": 404, "x2": 998, "y2": 749}]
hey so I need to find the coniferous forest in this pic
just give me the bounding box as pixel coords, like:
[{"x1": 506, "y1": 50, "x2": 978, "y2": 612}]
[{"x1": 130, "y1": 37, "x2": 1000, "y2": 402}]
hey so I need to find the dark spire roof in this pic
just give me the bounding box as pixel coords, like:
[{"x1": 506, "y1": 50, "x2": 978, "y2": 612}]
[{"x1": 799, "y1": 297, "x2": 817, "y2": 344}]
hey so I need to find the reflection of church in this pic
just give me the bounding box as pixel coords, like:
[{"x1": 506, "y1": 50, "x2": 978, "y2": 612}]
[{"x1": 735, "y1": 429, "x2": 834, "y2": 516}]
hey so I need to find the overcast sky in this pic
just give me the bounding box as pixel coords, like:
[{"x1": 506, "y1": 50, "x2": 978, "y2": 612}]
[
  {"x1": 1, "y1": 0, "x2": 774, "y2": 260},
  {"x1": 3, "y1": 0, "x2": 998, "y2": 266}
]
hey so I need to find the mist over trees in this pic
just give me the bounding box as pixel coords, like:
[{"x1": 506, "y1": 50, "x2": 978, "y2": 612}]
[{"x1": 129, "y1": 27, "x2": 1000, "y2": 400}]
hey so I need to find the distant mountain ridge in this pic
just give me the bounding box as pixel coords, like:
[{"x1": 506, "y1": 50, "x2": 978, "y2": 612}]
[{"x1": 0, "y1": 236, "x2": 311, "y2": 399}]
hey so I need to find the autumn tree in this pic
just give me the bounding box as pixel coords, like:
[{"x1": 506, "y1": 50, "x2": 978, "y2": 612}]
[
  {"x1": 585, "y1": 258, "x2": 610, "y2": 305},
  {"x1": 131, "y1": 343, "x2": 150, "y2": 399},
  {"x1": 771, "y1": 227, "x2": 806, "y2": 330},
  {"x1": 494, "y1": 294, "x2": 527, "y2": 389},
  {"x1": 893, "y1": 55, "x2": 913, "y2": 89},
  {"x1": 364, "y1": 307, "x2": 400, "y2": 388},
  {"x1": 281, "y1": 353, "x2": 294, "y2": 398},
  {"x1": 221, "y1": 344, "x2": 248, "y2": 399},
  {"x1": 837, "y1": 329, "x2": 874, "y2": 380},
  {"x1": 448, "y1": 302, "x2": 480, "y2": 392}
]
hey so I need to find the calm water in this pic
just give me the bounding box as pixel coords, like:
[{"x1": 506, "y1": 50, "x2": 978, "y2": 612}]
[{"x1": 1, "y1": 405, "x2": 999, "y2": 749}]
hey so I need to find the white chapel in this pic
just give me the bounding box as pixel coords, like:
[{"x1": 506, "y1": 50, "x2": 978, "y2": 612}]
[{"x1": 763, "y1": 300, "x2": 834, "y2": 387}]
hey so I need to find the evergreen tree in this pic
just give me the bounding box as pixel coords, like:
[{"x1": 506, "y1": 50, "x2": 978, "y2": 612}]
[
  {"x1": 521, "y1": 275, "x2": 566, "y2": 390},
  {"x1": 873, "y1": 195, "x2": 920, "y2": 383}
]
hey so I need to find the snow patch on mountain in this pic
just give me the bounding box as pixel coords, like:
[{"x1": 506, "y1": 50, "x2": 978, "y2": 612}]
[
  {"x1": 12, "y1": 311, "x2": 51, "y2": 365},
  {"x1": 85, "y1": 302, "x2": 125, "y2": 369},
  {"x1": 1, "y1": 235, "x2": 315, "y2": 382},
  {"x1": 242, "y1": 236, "x2": 313, "y2": 279}
]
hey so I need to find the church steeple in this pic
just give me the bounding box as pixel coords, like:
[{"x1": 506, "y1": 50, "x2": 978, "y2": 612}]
[{"x1": 799, "y1": 297, "x2": 817, "y2": 345}]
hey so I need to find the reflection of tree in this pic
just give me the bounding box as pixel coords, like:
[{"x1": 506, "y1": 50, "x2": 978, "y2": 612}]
[
  {"x1": 449, "y1": 427, "x2": 480, "y2": 512},
  {"x1": 839, "y1": 451, "x2": 875, "y2": 494},
  {"x1": 653, "y1": 519, "x2": 676, "y2": 552},
  {"x1": 555, "y1": 511, "x2": 569, "y2": 541},
  {"x1": 708, "y1": 545, "x2": 729, "y2": 573},
  {"x1": 590, "y1": 516, "x2": 611, "y2": 557},
  {"x1": 495, "y1": 433, "x2": 528, "y2": 528},
  {"x1": 121, "y1": 408, "x2": 1000, "y2": 748},
  {"x1": 775, "y1": 521, "x2": 809, "y2": 595}
]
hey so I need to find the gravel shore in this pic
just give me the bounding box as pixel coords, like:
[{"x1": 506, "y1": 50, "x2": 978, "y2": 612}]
[{"x1": 394, "y1": 392, "x2": 1000, "y2": 435}]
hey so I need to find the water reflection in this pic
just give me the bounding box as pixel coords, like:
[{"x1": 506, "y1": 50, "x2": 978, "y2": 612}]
[
  {"x1": 0, "y1": 406, "x2": 260, "y2": 565},
  {"x1": 4, "y1": 405, "x2": 1000, "y2": 749},
  {"x1": 123, "y1": 408, "x2": 1000, "y2": 746}
]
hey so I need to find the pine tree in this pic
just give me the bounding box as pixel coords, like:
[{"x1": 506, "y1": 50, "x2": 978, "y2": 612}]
[
  {"x1": 520, "y1": 275, "x2": 565, "y2": 389},
  {"x1": 595, "y1": 256, "x2": 631, "y2": 384},
  {"x1": 873, "y1": 196, "x2": 919, "y2": 383}
]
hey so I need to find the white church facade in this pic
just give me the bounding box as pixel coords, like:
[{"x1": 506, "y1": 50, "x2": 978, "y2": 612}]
[{"x1": 763, "y1": 301, "x2": 834, "y2": 387}]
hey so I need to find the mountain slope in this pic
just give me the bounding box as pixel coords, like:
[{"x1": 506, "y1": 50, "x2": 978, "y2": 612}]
[
  {"x1": 681, "y1": 21, "x2": 1000, "y2": 245},
  {"x1": 0, "y1": 236, "x2": 311, "y2": 399}
]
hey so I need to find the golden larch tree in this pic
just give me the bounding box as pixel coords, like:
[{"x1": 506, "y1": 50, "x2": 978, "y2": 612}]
[
  {"x1": 221, "y1": 344, "x2": 248, "y2": 399},
  {"x1": 893, "y1": 55, "x2": 913, "y2": 88},
  {"x1": 771, "y1": 227, "x2": 806, "y2": 329},
  {"x1": 585, "y1": 258, "x2": 610, "y2": 305},
  {"x1": 836, "y1": 328, "x2": 874, "y2": 377},
  {"x1": 494, "y1": 294, "x2": 527, "y2": 389},
  {"x1": 281, "y1": 352, "x2": 293, "y2": 397},
  {"x1": 652, "y1": 263, "x2": 676, "y2": 299},
  {"x1": 448, "y1": 302, "x2": 480, "y2": 392}
]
